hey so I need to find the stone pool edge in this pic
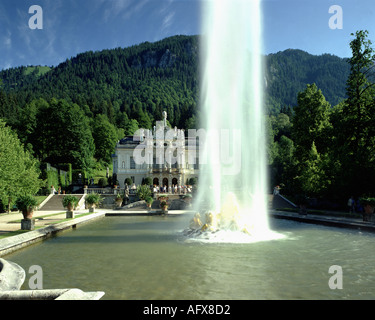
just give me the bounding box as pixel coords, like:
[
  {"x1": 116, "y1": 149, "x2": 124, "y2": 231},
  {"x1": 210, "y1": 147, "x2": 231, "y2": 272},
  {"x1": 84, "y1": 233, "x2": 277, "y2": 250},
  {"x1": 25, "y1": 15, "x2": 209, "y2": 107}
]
[{"x1": 270, "y1": 210, "x2": 375, "y2": 233}]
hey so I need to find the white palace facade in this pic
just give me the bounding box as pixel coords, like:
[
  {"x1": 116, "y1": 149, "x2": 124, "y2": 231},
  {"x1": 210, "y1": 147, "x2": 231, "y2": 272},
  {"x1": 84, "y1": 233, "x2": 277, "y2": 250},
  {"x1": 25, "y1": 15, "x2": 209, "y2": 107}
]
[{"x1": 112, "y1": 112, "x2": 199, "y2": 189}]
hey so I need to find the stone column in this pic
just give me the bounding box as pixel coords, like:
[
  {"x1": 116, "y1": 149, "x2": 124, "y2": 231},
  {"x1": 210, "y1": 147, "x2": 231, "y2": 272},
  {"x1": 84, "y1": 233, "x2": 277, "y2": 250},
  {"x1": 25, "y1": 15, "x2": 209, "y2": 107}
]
[{"x1": 169, "y1": 173, "x2": 172, "y2": 193}]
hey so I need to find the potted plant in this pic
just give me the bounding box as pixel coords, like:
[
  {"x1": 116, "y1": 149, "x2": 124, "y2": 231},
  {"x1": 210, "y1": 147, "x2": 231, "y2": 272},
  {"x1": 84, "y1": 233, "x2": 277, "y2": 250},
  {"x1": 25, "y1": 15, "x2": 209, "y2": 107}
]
[
  {"x1": 136, "y1": 185, "x2": 152, "y2": 201},
  {"x1": 158, "y1": 195, "x2": 169, "y2": 214},
  {"x1": 115, "y1": 193, "x2": 123, "y2": 208},
  {"x1": 160, "y1": 200, "x2": 169, "y2": 214},
  {"x1": 16, "y1": 195, "x2": 38, "y2": 230},
  {"x1": 360, "y1": 197, "x2": 375, "y2": 221},
  {"x1": 62, "y1": 195, "x2": 79, "y2": 218},
  {"x1": 158, "y1": 195, "x2": 168, "y2": 202},
  {"x1": 85, "y1": 193, "x2": 102, "y2": 213},
  {"x1": 145, "y1": 196, "x2": 154, "y2": 210}
]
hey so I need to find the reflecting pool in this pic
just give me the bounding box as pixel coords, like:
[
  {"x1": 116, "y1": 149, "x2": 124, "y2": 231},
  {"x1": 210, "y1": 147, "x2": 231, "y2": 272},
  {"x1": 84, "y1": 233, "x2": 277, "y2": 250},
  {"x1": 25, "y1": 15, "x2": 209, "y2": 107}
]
[{"x1": 5, "y1": 215, "x2": 375, "y2": 300}]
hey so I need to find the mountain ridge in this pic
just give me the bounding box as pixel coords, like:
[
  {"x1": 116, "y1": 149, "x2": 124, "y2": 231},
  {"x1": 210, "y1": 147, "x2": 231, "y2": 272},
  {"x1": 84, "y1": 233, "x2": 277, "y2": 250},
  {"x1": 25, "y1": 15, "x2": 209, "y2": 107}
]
[{"x1": 0, "y1": 35, "x2": 350, "y2": 128}]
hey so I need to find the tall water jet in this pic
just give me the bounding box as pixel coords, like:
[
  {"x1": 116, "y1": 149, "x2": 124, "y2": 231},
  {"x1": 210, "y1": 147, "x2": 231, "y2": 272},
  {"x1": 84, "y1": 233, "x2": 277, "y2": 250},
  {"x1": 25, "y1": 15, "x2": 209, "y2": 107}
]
[{"x1": 188, "y1": 0, "x2": 280, "y2": 242}]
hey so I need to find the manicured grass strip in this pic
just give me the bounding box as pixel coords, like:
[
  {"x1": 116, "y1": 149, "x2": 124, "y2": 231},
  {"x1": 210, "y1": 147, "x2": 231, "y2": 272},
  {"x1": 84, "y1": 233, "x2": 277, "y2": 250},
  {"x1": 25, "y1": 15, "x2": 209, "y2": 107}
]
[{"x1": 0, "y1": 228, "x2": 43, "y2": 240}]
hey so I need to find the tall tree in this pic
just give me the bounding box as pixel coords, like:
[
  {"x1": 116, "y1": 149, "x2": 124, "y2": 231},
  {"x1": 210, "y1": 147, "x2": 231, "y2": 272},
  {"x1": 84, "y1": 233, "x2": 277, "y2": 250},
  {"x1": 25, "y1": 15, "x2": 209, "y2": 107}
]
[
  {"x1": 124, "y1": 119, "x2": 139, "y2": 136},
  {"x1": 293, "y1": 142, "x2": 330, "y2": 197},
  {"x1": 291, "y1": 84, "x2": 332, "y2": 196},
  {"x1": 292, "y1": 83, "x2": 331, "y2": 160},
  {"x1": 34, "y1": 99, "x2": 95, "y2": 170},
  {"x1": 335, "y1": 30, "x2": 375, "y2": 195},
  {"x1": 0, "y1": 120, "x2": 42, "y2": 212},
  {"x1": 137, "y1": 108, "x2": 152, "y2": 129},
  {"x1": 17, "y1": 98, "x2": 49, "y2": 152},
  {"x1": 91, "y1": 114, "x2": 118, "y2": 164}
]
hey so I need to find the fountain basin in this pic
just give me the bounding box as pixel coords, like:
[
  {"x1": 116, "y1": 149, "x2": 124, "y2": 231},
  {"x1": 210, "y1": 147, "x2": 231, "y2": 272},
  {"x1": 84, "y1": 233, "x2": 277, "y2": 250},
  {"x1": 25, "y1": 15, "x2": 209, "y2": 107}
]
[
  {"x1": 0, "y1": 258, "x2": 104, "y2": 300},
  {"x1": 4, "y1": 215, "x2": 375, "y2": 300},
  {"x1": 0, "y1": 288, "x2": 104, "y2": 300}
]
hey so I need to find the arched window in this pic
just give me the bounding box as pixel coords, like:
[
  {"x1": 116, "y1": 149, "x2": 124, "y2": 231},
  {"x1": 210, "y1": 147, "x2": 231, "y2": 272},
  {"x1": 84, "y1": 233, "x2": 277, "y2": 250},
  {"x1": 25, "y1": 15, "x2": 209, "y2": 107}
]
[{"x1": 162, "y1": 178, "x2": 168, "y2": 187}]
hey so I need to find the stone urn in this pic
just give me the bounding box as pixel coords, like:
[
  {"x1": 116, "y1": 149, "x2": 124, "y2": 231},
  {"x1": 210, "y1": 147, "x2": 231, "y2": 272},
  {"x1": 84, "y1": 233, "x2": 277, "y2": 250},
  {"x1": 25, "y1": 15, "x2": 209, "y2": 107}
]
[
  {"x1": 115, "y1": 197, "x2": 123, "y2": 208},
  {"x1": 62, "y1": 195, "x2": 78, "y2": 219},
  {"x1": 145, "y1": 197, "x2": 154, "y2": 211},
  {"x1": 22, "y1": 208, "x2": 34, "y2": 220},
  {"x1": 88, "y1": 204, "x2": 96, "y2": 213},
  {"x1": 15, "y1": 195, "x2": 38, "y2": 230},
  {"x1": 160, "y1": 201, "x2": 168, "y2": 214}
]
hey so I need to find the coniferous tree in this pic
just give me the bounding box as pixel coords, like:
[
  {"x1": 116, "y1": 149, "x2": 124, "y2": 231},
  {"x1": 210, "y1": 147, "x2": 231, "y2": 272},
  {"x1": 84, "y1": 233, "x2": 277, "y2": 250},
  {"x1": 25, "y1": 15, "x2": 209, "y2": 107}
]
[
  {"x1": 292, "y1": 83, "x2": 331, "y2": 161},
  {"x1": 335, "y1": 30, "x2": 375, "y2": 196},
  {"x1": 290, "y1": 84, "x2": 332, "y2": 197}
]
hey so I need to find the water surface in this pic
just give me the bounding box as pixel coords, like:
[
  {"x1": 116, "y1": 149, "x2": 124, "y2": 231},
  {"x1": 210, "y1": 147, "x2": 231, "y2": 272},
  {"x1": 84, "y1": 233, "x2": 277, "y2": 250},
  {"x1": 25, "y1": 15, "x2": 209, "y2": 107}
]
[{"x1": 5, "y1": 216, "x2": 375, "y2": 300}]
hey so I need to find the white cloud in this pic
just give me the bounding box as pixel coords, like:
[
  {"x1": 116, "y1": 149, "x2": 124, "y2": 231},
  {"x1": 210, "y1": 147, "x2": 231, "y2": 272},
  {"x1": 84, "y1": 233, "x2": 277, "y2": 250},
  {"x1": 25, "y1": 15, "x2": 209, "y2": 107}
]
[
  {"x1": 102, "y1": 0, "x2": 132, "y2": 22},
  {"x1": 162, "y1": 11, "x2": 175, "y2": 31},
  {"x1": 158, "y1": 0, "x2": 177, "y2": 34},
  {"x1": 99, "y1": 0, "x2": 151, "y2": 22},
  {"x1": 16, "y1": 8, "x2": 33, "y2": 53},
  {"x1": 3, "y1": 30, "x2": 11, "y2": 49}
]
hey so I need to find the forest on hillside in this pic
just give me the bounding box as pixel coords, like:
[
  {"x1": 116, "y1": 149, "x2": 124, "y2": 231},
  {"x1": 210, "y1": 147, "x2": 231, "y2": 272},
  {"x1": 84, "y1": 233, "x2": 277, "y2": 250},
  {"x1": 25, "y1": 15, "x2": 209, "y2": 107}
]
[
  {"x1": 0, "y1": 35, "x2": 200, "y2": 133},
  {"x1": 0, "y1": 35, "x2": 350, "y2": 129}
]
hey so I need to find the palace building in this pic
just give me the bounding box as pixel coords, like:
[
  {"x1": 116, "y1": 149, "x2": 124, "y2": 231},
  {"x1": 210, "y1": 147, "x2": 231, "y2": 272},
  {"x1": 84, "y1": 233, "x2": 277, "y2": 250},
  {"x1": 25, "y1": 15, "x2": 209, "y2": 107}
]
[{"x1": 112, "y1": 112, "x2": 199, "y2": 189}]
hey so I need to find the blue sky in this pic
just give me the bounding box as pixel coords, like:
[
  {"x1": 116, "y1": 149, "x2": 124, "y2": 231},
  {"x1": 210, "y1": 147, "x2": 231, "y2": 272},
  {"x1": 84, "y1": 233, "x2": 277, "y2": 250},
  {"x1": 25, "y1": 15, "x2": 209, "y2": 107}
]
[
  {"x1": 262, "y1": 0, "x2": 375, "y2": 57},
  {"x1": 0, "y1": 0, "x2": 374, "y2": 70}
]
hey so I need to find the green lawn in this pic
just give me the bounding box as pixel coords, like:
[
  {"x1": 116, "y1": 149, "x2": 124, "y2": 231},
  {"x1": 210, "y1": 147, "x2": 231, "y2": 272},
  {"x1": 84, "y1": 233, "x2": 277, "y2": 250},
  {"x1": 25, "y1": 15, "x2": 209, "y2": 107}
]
[
  {"x1": 35, "y1": 196, "x2": 48, "y2": 205},
  {"x1": 91, "y1": 164, "x2": 113, "y2": 185},
  {"x1": 24, "y1": 66, "x2": 51, "y2": 77}
]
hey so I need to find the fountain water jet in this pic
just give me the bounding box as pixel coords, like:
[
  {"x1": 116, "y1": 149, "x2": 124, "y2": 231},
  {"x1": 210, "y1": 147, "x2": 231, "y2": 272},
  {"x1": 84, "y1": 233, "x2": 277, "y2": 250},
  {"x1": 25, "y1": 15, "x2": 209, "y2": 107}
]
[{"x1": 185, "y1": 0, "x2": 284, "y2": 243}]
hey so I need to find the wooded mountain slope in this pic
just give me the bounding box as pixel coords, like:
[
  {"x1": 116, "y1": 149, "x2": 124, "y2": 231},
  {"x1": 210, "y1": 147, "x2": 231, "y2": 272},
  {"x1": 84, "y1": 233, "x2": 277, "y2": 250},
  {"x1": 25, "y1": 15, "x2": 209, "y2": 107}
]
[{"x1": 0, "y1": 35, "x2": 349, "y2": 128}]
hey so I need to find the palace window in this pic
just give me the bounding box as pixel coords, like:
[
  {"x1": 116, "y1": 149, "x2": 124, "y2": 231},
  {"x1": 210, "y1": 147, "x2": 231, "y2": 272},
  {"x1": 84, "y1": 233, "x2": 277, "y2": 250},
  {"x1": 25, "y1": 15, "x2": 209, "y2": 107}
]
[{"x1": 130, "y1": 157, "x2": 136, "y2": 169}]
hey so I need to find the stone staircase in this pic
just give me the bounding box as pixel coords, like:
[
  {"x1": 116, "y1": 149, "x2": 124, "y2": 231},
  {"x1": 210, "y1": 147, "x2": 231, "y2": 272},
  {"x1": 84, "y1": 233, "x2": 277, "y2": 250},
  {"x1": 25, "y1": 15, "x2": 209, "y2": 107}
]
[
  {"x1": 39, "y1": 195, "x2": 84, "y2": 211},
  {"x1": 269, "y1": 194, "x2": 297, "y2": 210}
]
